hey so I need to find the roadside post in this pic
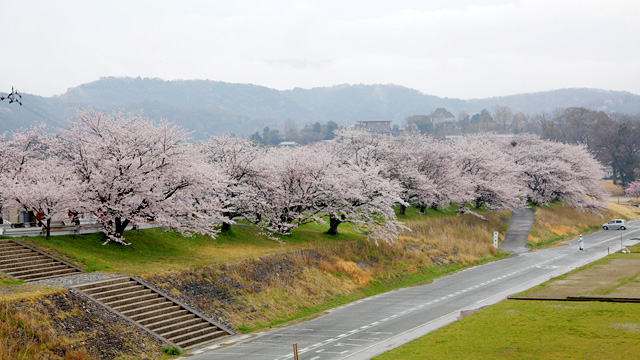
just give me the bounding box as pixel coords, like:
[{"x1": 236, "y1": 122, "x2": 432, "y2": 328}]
[
  {"x1": 493, "y1": 231, "x2": 499, "y2": 248},
  {"x1": 293, "y1": 343, "x2": 299, "y2": 360}
]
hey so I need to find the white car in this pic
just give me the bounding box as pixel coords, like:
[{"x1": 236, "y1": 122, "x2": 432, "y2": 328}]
[{"x1": 602, "y1": 219, "x2": 627, "y2": 230}]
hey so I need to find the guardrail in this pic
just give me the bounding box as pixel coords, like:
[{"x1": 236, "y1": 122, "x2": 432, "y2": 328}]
[{"x1": 0, "y1": 222, "x2": 156, "y2": 237}]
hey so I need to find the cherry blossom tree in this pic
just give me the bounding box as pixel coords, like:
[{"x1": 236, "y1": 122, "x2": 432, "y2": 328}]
[
  {"x1": 245, "y1": 144, "x2": 334, "y2": 237},
  {"x1": 405, "y1": 133, "x2": 473, "y2": 211},
  {"x1": 328, "y1": 130, "x2": 407, "y2": 241},
  {"x1": 0, "y1": 125, "x2": 49, "y2": 225},
  {"x1": 449, "y1": 134, "x2": 524, "y2": 211},
  {"x1": 7, "y1": 157, "x2": 79, "y2": 238},
  {"x1": 58, "y1": 109, "x2": 228, "y2": 244},
  {"x1": 200, "y1": 135, "x2": 266, "y2": 232},
  {"x1": 508, "y1": 134, "x2": 607, "y2": 210},
  {"x1": 625, "y1": 181, "x2": 640, "y2": 198},
  {"x1": 382, "y1": 136, "x2": 437, "y2": 215}
]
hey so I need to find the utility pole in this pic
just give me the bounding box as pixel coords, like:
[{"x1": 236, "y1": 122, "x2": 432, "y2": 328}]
[{"x1": 0, "y1": 87, "x2": 22, "y2": 106}]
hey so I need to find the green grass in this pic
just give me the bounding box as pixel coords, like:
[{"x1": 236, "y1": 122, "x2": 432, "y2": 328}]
[
  {"x1": 18, "y1": 222, "x2": 365, "y2": 275},
  {"x1": 376, "y1": 300, "x2": 640, "y2": 360}
]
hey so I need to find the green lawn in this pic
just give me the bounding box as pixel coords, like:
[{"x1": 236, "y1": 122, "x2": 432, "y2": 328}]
[
  {"x1": 376, "y1": 244, "x2": 640, "y2": 360},
  {"x1": 376, "y1": 300, "x2": 640, "y2": 360},
  {"x1": 15, "y1": 221, "x2": 364, "y2": 275}
]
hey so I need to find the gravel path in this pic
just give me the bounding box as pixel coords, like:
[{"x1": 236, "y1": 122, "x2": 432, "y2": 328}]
[{"x1": 28, "y1": 271, "x2": 127, "y2": 288}]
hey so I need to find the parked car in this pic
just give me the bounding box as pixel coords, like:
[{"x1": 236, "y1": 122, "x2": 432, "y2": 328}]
[{"x1": 602, "y1": 219, "x2": 627, "y2": 230}]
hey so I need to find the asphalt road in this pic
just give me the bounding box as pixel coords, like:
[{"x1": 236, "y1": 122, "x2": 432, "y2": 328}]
[{"x1": 183, "y1": 220, "x2": 640, "y2": 360}]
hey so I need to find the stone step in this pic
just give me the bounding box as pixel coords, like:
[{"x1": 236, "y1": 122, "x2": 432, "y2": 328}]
[
  {"x1": 0, "y1": 248, "x2": 32, "y2": 256},
  {"x1": 104, "y1": 293, "x2": 160, "y2": 308},
  {"x1": 136, "y1": 308, "x2": 190, "y2": 325},
  {"x1": 0, "y1": 259, "x2": 57, "y2": 273},
  {"x1": 145, "y1": 313, "x2": 196, "y2": 330},
  {"x1": 0, "y1": 254, "x2": 47, "y2": 266},
  {"x1": 0, "y1": 243, "x2": 21, "y2": 250},
  {"x1": 170, "y1": 326, "x2": 224, "y2": 345},
  {"x1": 73, "y1": 277, "x2": 232, "y2": 350},
  {"x1": 119, "y1": 299, "x2": 173, "y2": 317},
  {"x1": 76, "y1": 278, "x2": 136, "y2": 293},
  {"x1": 0, "y1": 249, "x2": 35, "y2": 260},
  {"x1": 175, "y1": 329, "x2": 227, "y2": 349},
  {"x1": 96, "y1": 288, "x2": 151, "y2": 303},
  {"x1": 155, "y1": 318, "x2": 210, "y2": 338},
  {"x1": 6, "y1": 263, "x2": 70, "y2": 277},
  {"x1": 18, "y1": 267, "x2": 79, "y2": 280},
  {"x1": 90, "y1": 283, "x2": 145, "y2": 299}
]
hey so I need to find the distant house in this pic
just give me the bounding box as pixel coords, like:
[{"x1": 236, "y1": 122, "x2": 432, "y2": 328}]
[
  {"x1": 355, "y1": 119, "x2": 392, "y2": 133},
  {"x1": 406, "y1": 108, "x2": 456, "y2": 134},
  {"x1": 431, "y1": 108, "x2": 456, "y2": 125}
]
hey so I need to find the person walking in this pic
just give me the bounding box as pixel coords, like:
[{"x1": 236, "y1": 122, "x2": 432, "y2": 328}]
[{"x1": 579, "y1": 235, "x2": 584, "y2": 251}]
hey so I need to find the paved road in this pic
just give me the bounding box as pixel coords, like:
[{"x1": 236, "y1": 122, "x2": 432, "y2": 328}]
[
  {"x1": 183, "y1": 221, "x2": 640, "y2": 360},
  {"x1": 500, "y1": 208, "x2": 534, "y2": 254}
]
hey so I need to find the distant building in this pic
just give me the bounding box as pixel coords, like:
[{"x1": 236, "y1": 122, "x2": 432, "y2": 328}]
[
  {"x1": 431, "y1": 108, "x2": 456, "y2": 125},
  {"x1": 278, "y1": 141, "x2": 299, "y2": 147},
  {"x1": 355, "y1": 119, "x2": 392, "y2": 133}
]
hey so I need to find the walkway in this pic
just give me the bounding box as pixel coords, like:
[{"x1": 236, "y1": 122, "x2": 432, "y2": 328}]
[{"x1": 501, "y1": 207, "x2": 535, "y2": 254}]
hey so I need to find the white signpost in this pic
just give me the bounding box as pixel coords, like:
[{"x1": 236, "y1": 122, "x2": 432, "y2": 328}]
[{"x1": 493, "y1": 231, "x2": 499, "y2": 248}]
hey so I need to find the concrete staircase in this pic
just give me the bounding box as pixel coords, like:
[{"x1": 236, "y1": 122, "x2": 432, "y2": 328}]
[
  {"x1": 0, "y1": 239, "x2": 83, "y2": 281},
  {"x1": 74, "y1": 277, "x2": 233, "y2": 350}
]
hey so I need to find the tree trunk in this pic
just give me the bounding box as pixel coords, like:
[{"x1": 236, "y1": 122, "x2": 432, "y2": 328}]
[
  {"x1": 221, "y1": 222, "x2": 232, "y2": 232},
  {"x1": 327, "y1": 216, "x2": 342, "y2": 235},
  {"x1": 115, "y1": 217, "x2": 130, "y2": 237},
  {"x1": 399, "y1": 204, "x2": 407, "y2": 215},
  {"x1": 46, "y1": 218, "x2": 51, "y2": 239},
  {"x1": 419, "y1": 204, "x2": 426, "y2": 214}
]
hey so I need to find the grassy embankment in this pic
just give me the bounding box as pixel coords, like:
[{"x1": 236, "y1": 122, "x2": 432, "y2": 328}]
[
  {"x1": 0, "y1": 206, "x2": 510, "y2": 359},
  {"x1": 0, "y1": 202, "x2": 634, "y2": 359},
  {"x1": 143, "y1": 207, "x2": 512, "y2": 332},
  {"x1": 375, "y1": 241, "x2": 640, "y2": 360},
  {"x1": 527, "y1": 202, "x2": 639, "y2": 249}
]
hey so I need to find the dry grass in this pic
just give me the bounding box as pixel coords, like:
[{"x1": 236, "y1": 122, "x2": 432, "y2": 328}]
[
  {"x1": 0, "y1": 285, "x2": 64, "y2": 302},
  {"x1": 0, "y1": 299, "x2": 97, "y2": 360},
  {"x1": 144, "y1": 209, "x2": 512, "y2": 332},
  {"x1": 601, "y1": 180, "x2": 625, "y2": 196},
  {"x1": 0, "y1": 291, "x2": 162, "y2": 360},
  {"x1": 528, "y1": 202, "x2": 634, "y2": 248},
  {"x1": 399, "y1": 210, "x2": 509, "y2": 265}
]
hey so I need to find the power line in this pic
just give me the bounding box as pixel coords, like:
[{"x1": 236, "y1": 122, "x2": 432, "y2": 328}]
[
  {"x1": 0, "y1": 86, "x2": 70, "y2": 129},
  {"x1": 21, "y1": 97, "x2": 69, "y2": 128}
]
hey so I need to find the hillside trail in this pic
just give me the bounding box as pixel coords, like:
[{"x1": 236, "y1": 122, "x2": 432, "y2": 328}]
[{"x1": 500, "y1": 207, "x2": 535, "y2": 255}]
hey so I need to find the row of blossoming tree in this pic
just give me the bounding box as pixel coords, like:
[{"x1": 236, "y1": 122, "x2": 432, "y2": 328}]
[{"x1": 0, "y1": 109, "x2": 607, "y2": 245}]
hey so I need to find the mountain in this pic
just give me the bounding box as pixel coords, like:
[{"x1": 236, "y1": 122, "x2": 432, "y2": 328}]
[{"x1": 1, "y1": 77, "x2": 639, "y2": 138}]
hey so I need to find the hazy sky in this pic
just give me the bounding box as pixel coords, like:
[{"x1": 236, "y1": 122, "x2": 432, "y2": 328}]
[{"x1": 2, "y1": 0, "x2": 639, "y2": 99}]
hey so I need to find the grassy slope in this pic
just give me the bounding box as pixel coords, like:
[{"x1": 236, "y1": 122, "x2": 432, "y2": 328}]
[
  {"x1": 13, "y1": 222, "x2": 364, "y2": 275},
  {"x1": 141, "y1": 206, "x2": 513, "y2": 332},
  {"x1": 527, "y1": 202, "x2": 640, "y2": 249},
  {"x1": 1, "y1": 203, "x2": 635, "y2": 359}
]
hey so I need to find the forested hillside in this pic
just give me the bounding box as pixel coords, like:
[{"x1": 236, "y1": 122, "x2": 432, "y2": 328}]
[{"x1": 1, "y1": 77, "x2": 639, "y2": 138}]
